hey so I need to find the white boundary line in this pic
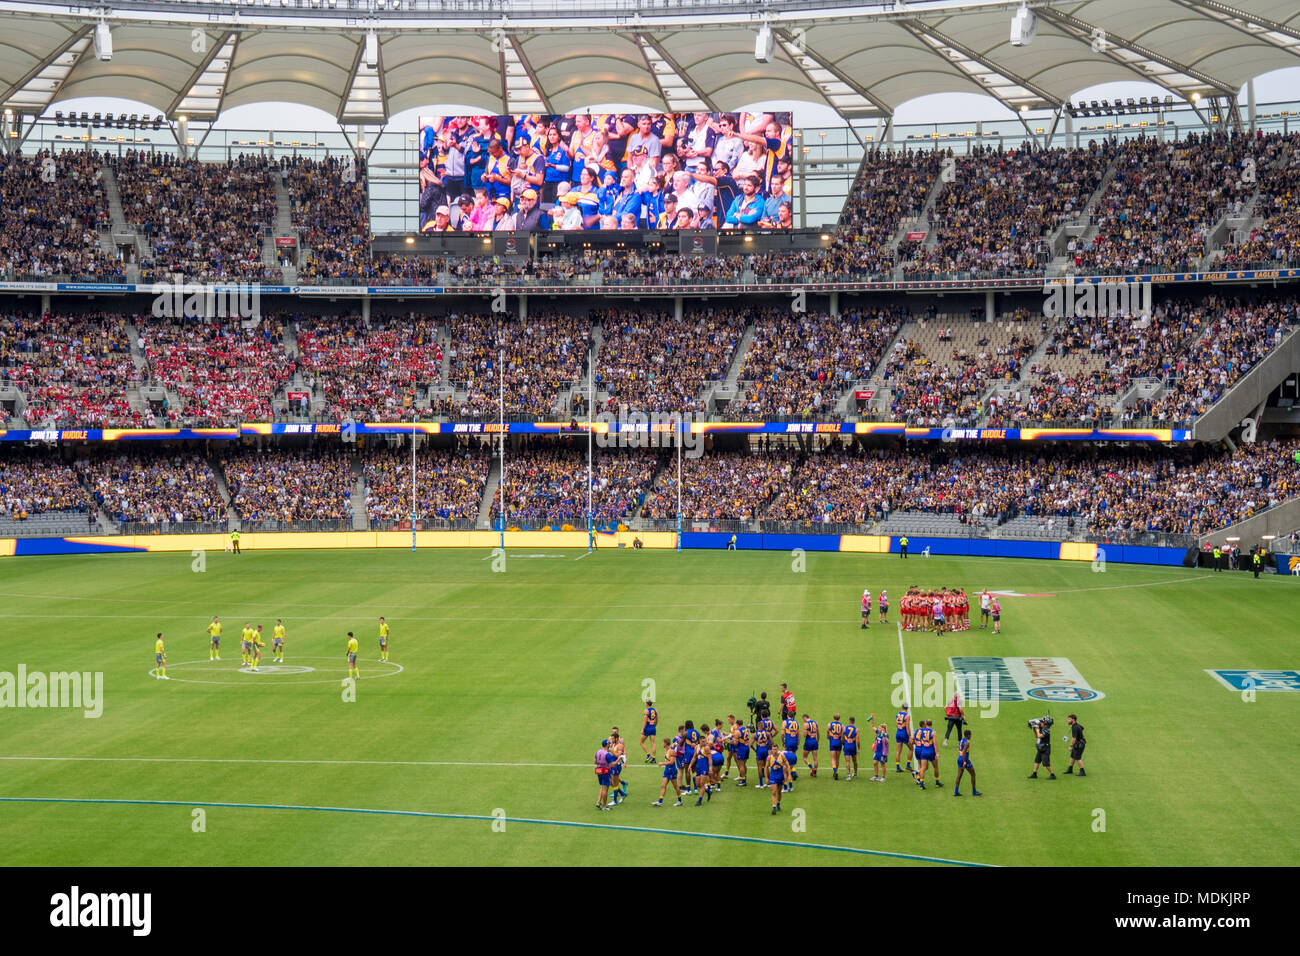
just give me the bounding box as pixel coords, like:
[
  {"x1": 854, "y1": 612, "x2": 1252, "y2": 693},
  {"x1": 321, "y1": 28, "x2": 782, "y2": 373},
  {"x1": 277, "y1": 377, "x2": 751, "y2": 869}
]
[
  {"x1": 0, "y1": 755, "x2": 600, "y2": 769},
  {"x1": 897, "y1": 622, "x2": 911, "y2": 709}
]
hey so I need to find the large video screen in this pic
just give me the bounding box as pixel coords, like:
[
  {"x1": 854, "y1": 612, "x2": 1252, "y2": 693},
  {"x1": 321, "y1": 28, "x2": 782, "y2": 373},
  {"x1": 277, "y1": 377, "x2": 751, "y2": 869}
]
[{"x1": 416, "y1": 112, "x2": 795, "y2": 233}]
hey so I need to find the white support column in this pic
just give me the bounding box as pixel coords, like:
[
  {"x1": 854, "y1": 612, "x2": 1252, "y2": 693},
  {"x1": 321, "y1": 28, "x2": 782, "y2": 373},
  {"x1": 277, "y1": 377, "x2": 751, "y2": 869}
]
[
  {"x1": 985, "y1": 290, "x2": 995, "y2": 322},
  {"x1": 41, "y1": 293, "x2": 51, "y2": 314},
  {"x1": 673, "y1": 296, "x2": 683, "y2": 321},
  {"x1": 361, "y1": 296, "x2": 370, "y2": 323},
  {"x1": 1248, "y1": 80, "x2": 1256, "y2": 134},
  {"x1": 829, "y1": 291, "x2": 839, "y2": 317},
  {"x1": 518, "y1": 294, "x2": 528, "y2": 321}
]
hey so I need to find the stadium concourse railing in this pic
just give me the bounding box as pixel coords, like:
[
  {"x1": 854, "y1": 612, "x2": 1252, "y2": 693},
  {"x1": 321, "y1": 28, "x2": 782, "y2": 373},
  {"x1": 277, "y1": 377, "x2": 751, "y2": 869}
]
[{"x1": 9, "y1": 263, "x2": 1300, "y2": 293}]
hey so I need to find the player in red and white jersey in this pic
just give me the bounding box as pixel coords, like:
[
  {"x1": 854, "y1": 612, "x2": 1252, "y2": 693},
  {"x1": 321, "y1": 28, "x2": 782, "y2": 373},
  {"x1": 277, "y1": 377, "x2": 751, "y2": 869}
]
[{"x1": 860, "y1": 589, "x2": 871, "y2": 630}]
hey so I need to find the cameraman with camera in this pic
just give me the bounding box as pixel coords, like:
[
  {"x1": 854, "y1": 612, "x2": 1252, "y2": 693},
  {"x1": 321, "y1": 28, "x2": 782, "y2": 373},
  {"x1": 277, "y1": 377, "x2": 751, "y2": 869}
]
[
  {"x1": 1027, "y1": 715, "x2": 1056, "y2": 780},
  {"x1": 1064, "y1": 714, "x2": 1086, "y2": 776}
]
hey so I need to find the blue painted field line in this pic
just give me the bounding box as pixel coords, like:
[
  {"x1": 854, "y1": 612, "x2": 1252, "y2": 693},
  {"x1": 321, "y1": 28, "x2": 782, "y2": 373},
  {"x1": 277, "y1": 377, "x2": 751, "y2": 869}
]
[{"x1": 0, "y1": 796, "x2": 994, "y2": 866}]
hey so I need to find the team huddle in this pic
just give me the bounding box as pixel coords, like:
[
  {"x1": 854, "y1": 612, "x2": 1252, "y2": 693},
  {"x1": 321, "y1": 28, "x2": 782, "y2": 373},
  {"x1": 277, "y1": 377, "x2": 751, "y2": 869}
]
[
  {"x1": 592, "y1": 692, "x2": 982, "y2": 815},
  {"x1": 860, "y1": 587, "x2": 1002, "y2": 633},
  {"x1": 150, "y1": 615, "x2": 393, "y2": 679}
]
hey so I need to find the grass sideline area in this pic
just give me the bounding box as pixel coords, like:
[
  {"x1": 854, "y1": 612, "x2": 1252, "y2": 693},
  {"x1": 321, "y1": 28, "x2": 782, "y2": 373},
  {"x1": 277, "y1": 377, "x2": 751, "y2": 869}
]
[{"x1": 0, "y1": 547, "x2": 1295, "y2": 867}]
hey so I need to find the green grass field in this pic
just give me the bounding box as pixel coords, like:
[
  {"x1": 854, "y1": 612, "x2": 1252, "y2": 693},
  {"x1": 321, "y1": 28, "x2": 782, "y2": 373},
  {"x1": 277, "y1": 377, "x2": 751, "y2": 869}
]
[{"x1": 1, "y1": 546, "x2": 1297, "y2": 867}]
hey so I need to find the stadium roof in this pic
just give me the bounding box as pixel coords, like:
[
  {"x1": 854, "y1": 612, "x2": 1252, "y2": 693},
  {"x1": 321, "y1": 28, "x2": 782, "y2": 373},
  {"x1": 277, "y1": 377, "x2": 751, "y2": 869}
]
[{"x1": 0, "y1": 0, "x2": 1297, "y2": 125}]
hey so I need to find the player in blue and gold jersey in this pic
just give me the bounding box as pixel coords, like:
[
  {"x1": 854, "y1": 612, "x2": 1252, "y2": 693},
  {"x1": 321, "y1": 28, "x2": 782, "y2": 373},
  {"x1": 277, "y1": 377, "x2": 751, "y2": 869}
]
[
  {"x1": 782, "y1": 715, "x2": 799, "y2": 752},
  {"x1": 709, "y1": 719, "x2": 726, "y2": 792},
  {"x1": 652, "y1": 736, "x2": 683, "y2": 807},
  {"x1": 766, "y1": 747, "x2": 791, "y2": 814},
  {"x1": 753, "y1": 720, "x2": 773, "y2": 788},
  {"x1": 693, "y1": 738, "x2": 713, "y2": 806},
  {"x1": 873, "y1": 721, "x2": 889, "y2": 781},
  {"x1": 843, "y1": 717, "x2": 860, "y2": 781},
  {"x1": 954, "y1": 729, "x2": 981, "y2": 796},
  {"x1": 802, "y1": 714, "x2": 820, "y2": 777},
  {"x1": 732, "y1": 720, "x2": 752, "y2": 787},
  {"x1": 682, "y1": 720, "x2": 700, "y2": 794},
  {"x1": 894, "y1": 703, "x2": 914, "y2": 773},
  {"x1": 827, "y1": 714, "x2": 845, "y2": 780},
  {"x1": 640, "y1": 700, "x2": 658, "y2": 762}
]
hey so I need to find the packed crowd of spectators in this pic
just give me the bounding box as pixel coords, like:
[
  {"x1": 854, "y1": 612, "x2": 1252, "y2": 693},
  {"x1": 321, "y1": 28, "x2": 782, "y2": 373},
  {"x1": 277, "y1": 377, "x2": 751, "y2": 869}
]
[
  {"x1": 736, "y1": 308, "x2": 905, "y2": 418},
  {"x1": 79, "y1": 451, "x2": 226, "y2": 525},
  {"x1": 221, "y1": 445, "x2": 354, "y2": 523},
  {"x1": 362, "y1": 442, "x2": 489, "y2": 525},
  {"x1": 1220, "y1": 133, "x2": 1300, "y2": 268},
  {"x1": 905, "y1": 142, "x2": 1113, "y2": 278},
  {"x1": 137, "y1": 316, "x2": 294, "y2": 425},
  {"x1": 885, "y1": 316, "x2": 1038, "y2": 425},
  {"x1": 0, "y1": 151, "x2": 118, "y2": 280},
  {"x1": 989, "y1": 299, "x2": 1205, "y2": 425},
  {"x1": 294, "y1": 314, "x2": 442, "y2": 421},
  {"x1": 1, "y1": 312, "x2": 140, "y2": 426},
  {"x1": 1148, "y1": 297, "x2": 1299, "y2": 424},
  {"x1": 115, "y1": 152, "x2": 278, "y2": 281},
  {"x1": 837, "y1": 148, "x2": 946, "y2": 277},
  {"x1": 643, "y1": 445, "x2": 799, "y2": 521},
  {"x1": 0, "y1": 450, "x2": 92, "y2": 519},
  {"x1": 287, "y1": 157, "x2": 370, "y2": 278},
  {"x1": 658, "y1": 438, "x2": 1300, "y2": 538},
  {"x1": 1070, "y1": 133, "x2": 1258, "y2": 275},
  {"x1": 492, "y1": 444, "x2": 658, "y2": 527},
  {"x1": 595, "y1": 308, "x2": 743, "y2": 413},
  {"x1": 439, "y1": 311, "x2": 587, "y2": 418}
]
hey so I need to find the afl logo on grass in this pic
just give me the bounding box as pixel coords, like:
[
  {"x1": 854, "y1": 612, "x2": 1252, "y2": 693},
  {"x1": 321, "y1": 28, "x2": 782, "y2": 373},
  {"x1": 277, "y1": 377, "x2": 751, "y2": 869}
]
[{"x1": 949, "y1": 657, "x2": 1105, "y2": 702}]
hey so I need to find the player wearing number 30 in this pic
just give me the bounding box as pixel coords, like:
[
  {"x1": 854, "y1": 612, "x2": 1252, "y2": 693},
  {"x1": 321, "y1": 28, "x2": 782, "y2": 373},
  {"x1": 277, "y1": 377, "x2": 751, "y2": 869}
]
[{"x1": 346, "y1": 631, "x2": 359, "y2": 679}]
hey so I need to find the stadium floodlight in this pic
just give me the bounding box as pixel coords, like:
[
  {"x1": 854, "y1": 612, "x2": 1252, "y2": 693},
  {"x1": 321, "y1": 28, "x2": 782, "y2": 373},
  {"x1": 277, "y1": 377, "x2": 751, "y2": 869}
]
[
  {"x1": 365, "y1": 30, "x2": 378, "y2": 68},
  {"x1": 1010, "y1": 5, "x2": 1036, "y2": 46},
  {"x1": 754, "y1": 23, "x2": 773, "y2": 63},
  {"x1": 94, "y1": 20, "x2": 112, "y2": 61},
  {"x1": 1190, "y1": 91, "x2": 1201, "y2": 102}
]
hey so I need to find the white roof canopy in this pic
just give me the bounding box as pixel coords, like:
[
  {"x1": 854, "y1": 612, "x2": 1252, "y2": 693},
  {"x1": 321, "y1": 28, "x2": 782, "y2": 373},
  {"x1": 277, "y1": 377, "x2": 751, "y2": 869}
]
[{"x1": 0, "y1": 0, "x2": 1296, "y2": 122}]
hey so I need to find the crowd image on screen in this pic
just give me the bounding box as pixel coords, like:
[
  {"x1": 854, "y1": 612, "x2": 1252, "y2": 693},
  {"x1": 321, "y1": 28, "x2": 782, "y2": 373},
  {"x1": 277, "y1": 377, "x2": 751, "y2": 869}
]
[{"x1": 415, "y1": 112, "x2": 794, "y2": 233}]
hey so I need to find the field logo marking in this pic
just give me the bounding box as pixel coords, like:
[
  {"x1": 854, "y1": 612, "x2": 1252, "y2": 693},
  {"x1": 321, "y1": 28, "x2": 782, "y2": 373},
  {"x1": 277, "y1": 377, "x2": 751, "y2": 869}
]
[
  {"x1": 949, "y1": 657, "x2": 1105, "y2": 702},
  {"x1": 1205, "y1": 670, "x2": 1300, "y2": 694},
  {"x1": 0, "y1": 666, "x2": 103, "y2": 718}
]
